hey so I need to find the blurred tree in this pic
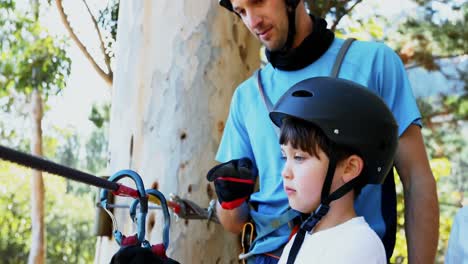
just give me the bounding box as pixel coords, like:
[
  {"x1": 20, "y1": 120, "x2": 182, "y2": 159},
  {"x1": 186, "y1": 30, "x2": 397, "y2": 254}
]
[
  {"x1": 0, "y1": 162, "x2": 95, "y2": 264},
  {"x1": 389, "y1": 1, "x2": 467, "y2": 133},
  {"x1": 85, "y1": 103, "x2": 109, "y2": 175},
  {"x1": 393, "y1": 1, "x2": 467, "y2": 70},
  {"x1": 305, "y1": 0, "x2": 364, "y2": 31},
  {"x1": 88, "y1": 102, "x2": 110, "y2": 129},
  {"x1": 382, "y1": 2, "x2": 467, "y2": 263},
  {"x1": 56, "y1": 131, "x2": 80, "y2": 169},
  {"x1": 54, "y1": 0, "x2": 119, "y2": 86},
  {"x1": 0, "y1": 0, "x2": 70, "y2": 262}
]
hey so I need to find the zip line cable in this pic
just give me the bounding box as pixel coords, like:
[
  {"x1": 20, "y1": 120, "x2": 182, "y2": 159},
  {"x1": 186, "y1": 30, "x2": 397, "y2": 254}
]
[
  {"x1": 0, "y1": 144, "x2": 219, "y2": 223},
  {"x1": 0, "y1": 144, "x2": 141, "y2": 198}
]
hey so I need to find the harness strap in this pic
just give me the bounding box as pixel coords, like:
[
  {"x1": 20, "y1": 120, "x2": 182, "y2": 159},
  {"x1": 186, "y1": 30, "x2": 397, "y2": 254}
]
[
  {"x1": 256, "y1": 69, "x2": 280, "y2": 136},
  {"x1": 330, "y1": 38, "x2": 355, "y2": 78},
  {"x1": 256, "y1": 69, "x2": 273, "y2": 111}
]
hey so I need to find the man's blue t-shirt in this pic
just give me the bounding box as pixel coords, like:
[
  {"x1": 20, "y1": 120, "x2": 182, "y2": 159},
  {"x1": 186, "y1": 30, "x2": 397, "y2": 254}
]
[{"x1": 216, "y1": 38, "x2": 421, "y2": 258}]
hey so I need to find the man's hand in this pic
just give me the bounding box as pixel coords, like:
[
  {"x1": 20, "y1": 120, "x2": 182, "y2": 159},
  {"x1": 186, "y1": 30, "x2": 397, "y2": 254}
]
[{"x1": 206, "y1": 158, "x2": 257, "y2": 210}]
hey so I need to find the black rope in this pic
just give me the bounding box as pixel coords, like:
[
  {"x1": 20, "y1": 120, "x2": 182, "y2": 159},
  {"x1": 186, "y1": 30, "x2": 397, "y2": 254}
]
[{"x1": 0, "y1": 145, "x2": 118, "y2": 191}]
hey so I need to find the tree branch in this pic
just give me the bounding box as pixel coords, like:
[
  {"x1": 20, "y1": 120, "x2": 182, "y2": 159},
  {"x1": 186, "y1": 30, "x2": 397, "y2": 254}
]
[
  {"x1": 439, "y1": 201, "x2": 462, "y2": 208},
  {"x1": 405, "y1": 54, "x2": 466, "y2": 70},
  {"x1": 81, "y1": 0, "x2": 113, "y2": 78},
  {"x1": 54, "y1": 0, "x2": 112, "y2": 86},
  {"x1": 331, "y1": 0, "x2": 363, "y2": 32}
]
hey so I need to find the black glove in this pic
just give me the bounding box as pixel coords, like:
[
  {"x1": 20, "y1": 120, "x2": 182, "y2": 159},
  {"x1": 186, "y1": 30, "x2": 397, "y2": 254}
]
[{"x1": 206, "y1": 158, "x2": 258, "y2": 210}]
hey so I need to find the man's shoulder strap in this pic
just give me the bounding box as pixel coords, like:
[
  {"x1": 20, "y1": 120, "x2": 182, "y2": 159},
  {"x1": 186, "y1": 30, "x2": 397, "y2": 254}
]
[
  {"x1": 256, "y1": 69, "x2": 281, "y2": 136},
  {"x1": 330, "y1": 38, "x2": 356, "y2": 78},
  {"x1": 256, "y1": 69, "x2": 273, "y2": 112}
]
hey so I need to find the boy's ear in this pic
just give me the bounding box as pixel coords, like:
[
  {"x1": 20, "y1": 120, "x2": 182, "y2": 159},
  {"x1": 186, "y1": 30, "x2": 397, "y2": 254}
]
[{"x1": 341, "y1": 155, "x2": 364, "y2": 183}]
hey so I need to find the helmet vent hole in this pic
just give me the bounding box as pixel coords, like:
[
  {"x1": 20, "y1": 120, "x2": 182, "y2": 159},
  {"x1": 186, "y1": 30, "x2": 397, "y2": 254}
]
[{"x1": 292, "y1": 90, "x2": 313, "y2": 97}]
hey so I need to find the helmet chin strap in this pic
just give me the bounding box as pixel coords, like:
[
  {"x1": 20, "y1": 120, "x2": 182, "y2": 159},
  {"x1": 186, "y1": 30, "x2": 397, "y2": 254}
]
[
  {"x1": 281, "y1": 6, "x2": 297, "y2": 52},
  {"x1": 286, "y1": 151, "x2": 361, "y2": 264},
  {"x1": 285, "y1": 152, "x2": 337, "y2": 264}
]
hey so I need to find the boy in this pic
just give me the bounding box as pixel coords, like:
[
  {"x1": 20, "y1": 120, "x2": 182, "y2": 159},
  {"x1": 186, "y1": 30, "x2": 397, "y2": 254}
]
[{"x1": 269, "y1": 77, "x2": 398, "y2": 263}]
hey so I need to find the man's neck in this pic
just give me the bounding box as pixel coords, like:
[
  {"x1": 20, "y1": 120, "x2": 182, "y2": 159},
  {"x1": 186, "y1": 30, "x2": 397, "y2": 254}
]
[{"x1": 291, "y1": 7, "x2": 313, "y2": 48}]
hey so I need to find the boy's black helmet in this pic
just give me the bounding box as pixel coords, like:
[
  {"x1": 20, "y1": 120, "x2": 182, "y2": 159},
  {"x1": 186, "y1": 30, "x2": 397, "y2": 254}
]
[{"x1": 270, "y1": 77, "x2": 398, "y2": 184}]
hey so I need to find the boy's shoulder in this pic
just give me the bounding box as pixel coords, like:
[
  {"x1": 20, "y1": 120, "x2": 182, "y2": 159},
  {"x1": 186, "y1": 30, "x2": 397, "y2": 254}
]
[
  {"x1": 280, "y1": 217, "x2": 386, "y2": 264},
  {"x1": 316, "y1": 216, "x2": 380, "y2": 241},
  {"x1": 333, "y1": 217, "x2": 386, "y2": 261},
  {"x1": 305, "y1": 217, "x2": 386, "y2": 262}
]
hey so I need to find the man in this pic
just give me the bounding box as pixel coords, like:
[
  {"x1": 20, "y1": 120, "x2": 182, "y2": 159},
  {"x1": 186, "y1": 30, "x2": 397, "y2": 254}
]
[{"x1": 207, "y1": 0, "x2": 439, "y2": 263}]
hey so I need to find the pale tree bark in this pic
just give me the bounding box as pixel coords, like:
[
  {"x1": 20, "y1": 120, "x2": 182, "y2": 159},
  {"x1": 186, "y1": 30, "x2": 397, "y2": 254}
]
[
  {"x1": 28, "y1": 89, "x2": 46, "y2": 264},
  {"x1": 96, "y1": 0, "x2": 260, "y2": 263},
  {"x1": 28, "y1": 2, "x2": 46, "y2": 263}
]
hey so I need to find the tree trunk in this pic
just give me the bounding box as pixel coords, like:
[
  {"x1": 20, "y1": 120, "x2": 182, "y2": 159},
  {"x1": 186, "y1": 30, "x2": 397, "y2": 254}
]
[
  {"x1": 96, "y1": 1, "x2": 260, "y2": 263},
  {"x1": 28, "y1": 89, "x2": 45, "y2": 264}
]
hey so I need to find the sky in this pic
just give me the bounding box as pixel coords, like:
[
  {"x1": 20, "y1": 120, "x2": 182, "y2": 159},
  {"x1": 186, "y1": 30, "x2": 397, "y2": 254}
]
[{"x1": 41, "y1": 1, "x2": 111, "y2": 138}]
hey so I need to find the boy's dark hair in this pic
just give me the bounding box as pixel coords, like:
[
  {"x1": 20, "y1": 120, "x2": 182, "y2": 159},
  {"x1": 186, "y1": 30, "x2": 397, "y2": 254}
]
[{"x1": 279, "y1": 116, "x2": 365, "y2": 197}]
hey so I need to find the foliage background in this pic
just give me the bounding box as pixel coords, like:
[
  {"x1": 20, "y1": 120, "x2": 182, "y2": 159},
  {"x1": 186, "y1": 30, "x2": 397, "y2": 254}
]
[{"x1": 0, "y1": 163, "x2": 96, "y2": 263}]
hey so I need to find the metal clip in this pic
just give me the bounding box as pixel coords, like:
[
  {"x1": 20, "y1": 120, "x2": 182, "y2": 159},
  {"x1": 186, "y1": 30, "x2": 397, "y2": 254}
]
[
  {"x1": 241, "y1": 222, "x2": 255, "y2": 264},
  {"x1": 206, "y1": 199, "x2": 216, "y2": 227},
  {"x1": 169, "y1": 193, "x2": 220, "y2": 224}
]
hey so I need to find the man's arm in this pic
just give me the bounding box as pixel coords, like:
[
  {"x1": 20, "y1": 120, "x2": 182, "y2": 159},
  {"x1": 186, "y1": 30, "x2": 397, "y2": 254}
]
[
  {"x1": 394, "y1": 124, "x2": 439, "y2": 263},
  {"x1": 216, "y1": 201, "x2": 250, "y2": 233}
]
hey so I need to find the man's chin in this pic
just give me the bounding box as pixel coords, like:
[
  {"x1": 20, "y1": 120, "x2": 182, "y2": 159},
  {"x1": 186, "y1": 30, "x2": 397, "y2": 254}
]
[{"x1": 262, "y1": 41, "x2": 282, "y2": 52}]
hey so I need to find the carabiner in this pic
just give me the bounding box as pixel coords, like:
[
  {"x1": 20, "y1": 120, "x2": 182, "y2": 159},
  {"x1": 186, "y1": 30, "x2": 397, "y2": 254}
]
[
  {"x1": 241, "y1": 222, "x2": 255, "y2": 254},
  {"x1": 129, "y1": 188, "x2": 171, "y2": 250},
  {"x1": 100, "y1": 170, "x2": 148, "y2": 244}
]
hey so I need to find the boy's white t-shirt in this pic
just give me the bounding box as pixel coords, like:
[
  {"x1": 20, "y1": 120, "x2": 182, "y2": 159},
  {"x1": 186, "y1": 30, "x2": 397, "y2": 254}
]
[{"x1": 278, "y1": 217, "x2": 386, "y2": 264}]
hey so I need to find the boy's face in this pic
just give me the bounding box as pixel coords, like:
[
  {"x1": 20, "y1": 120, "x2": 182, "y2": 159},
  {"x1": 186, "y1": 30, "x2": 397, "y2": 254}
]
[
  {"x1": 280, "y1": 142, "x2": 329, "y2": 213},
  {"x1": 230, "y1": 0, "x2": 289, "y2": 51}
]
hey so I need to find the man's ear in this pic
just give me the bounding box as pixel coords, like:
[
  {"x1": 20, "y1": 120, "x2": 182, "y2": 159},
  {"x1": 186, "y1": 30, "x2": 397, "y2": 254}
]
[{"x1": 341, "y1": 155, "x2": 364, "y2": 183}]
